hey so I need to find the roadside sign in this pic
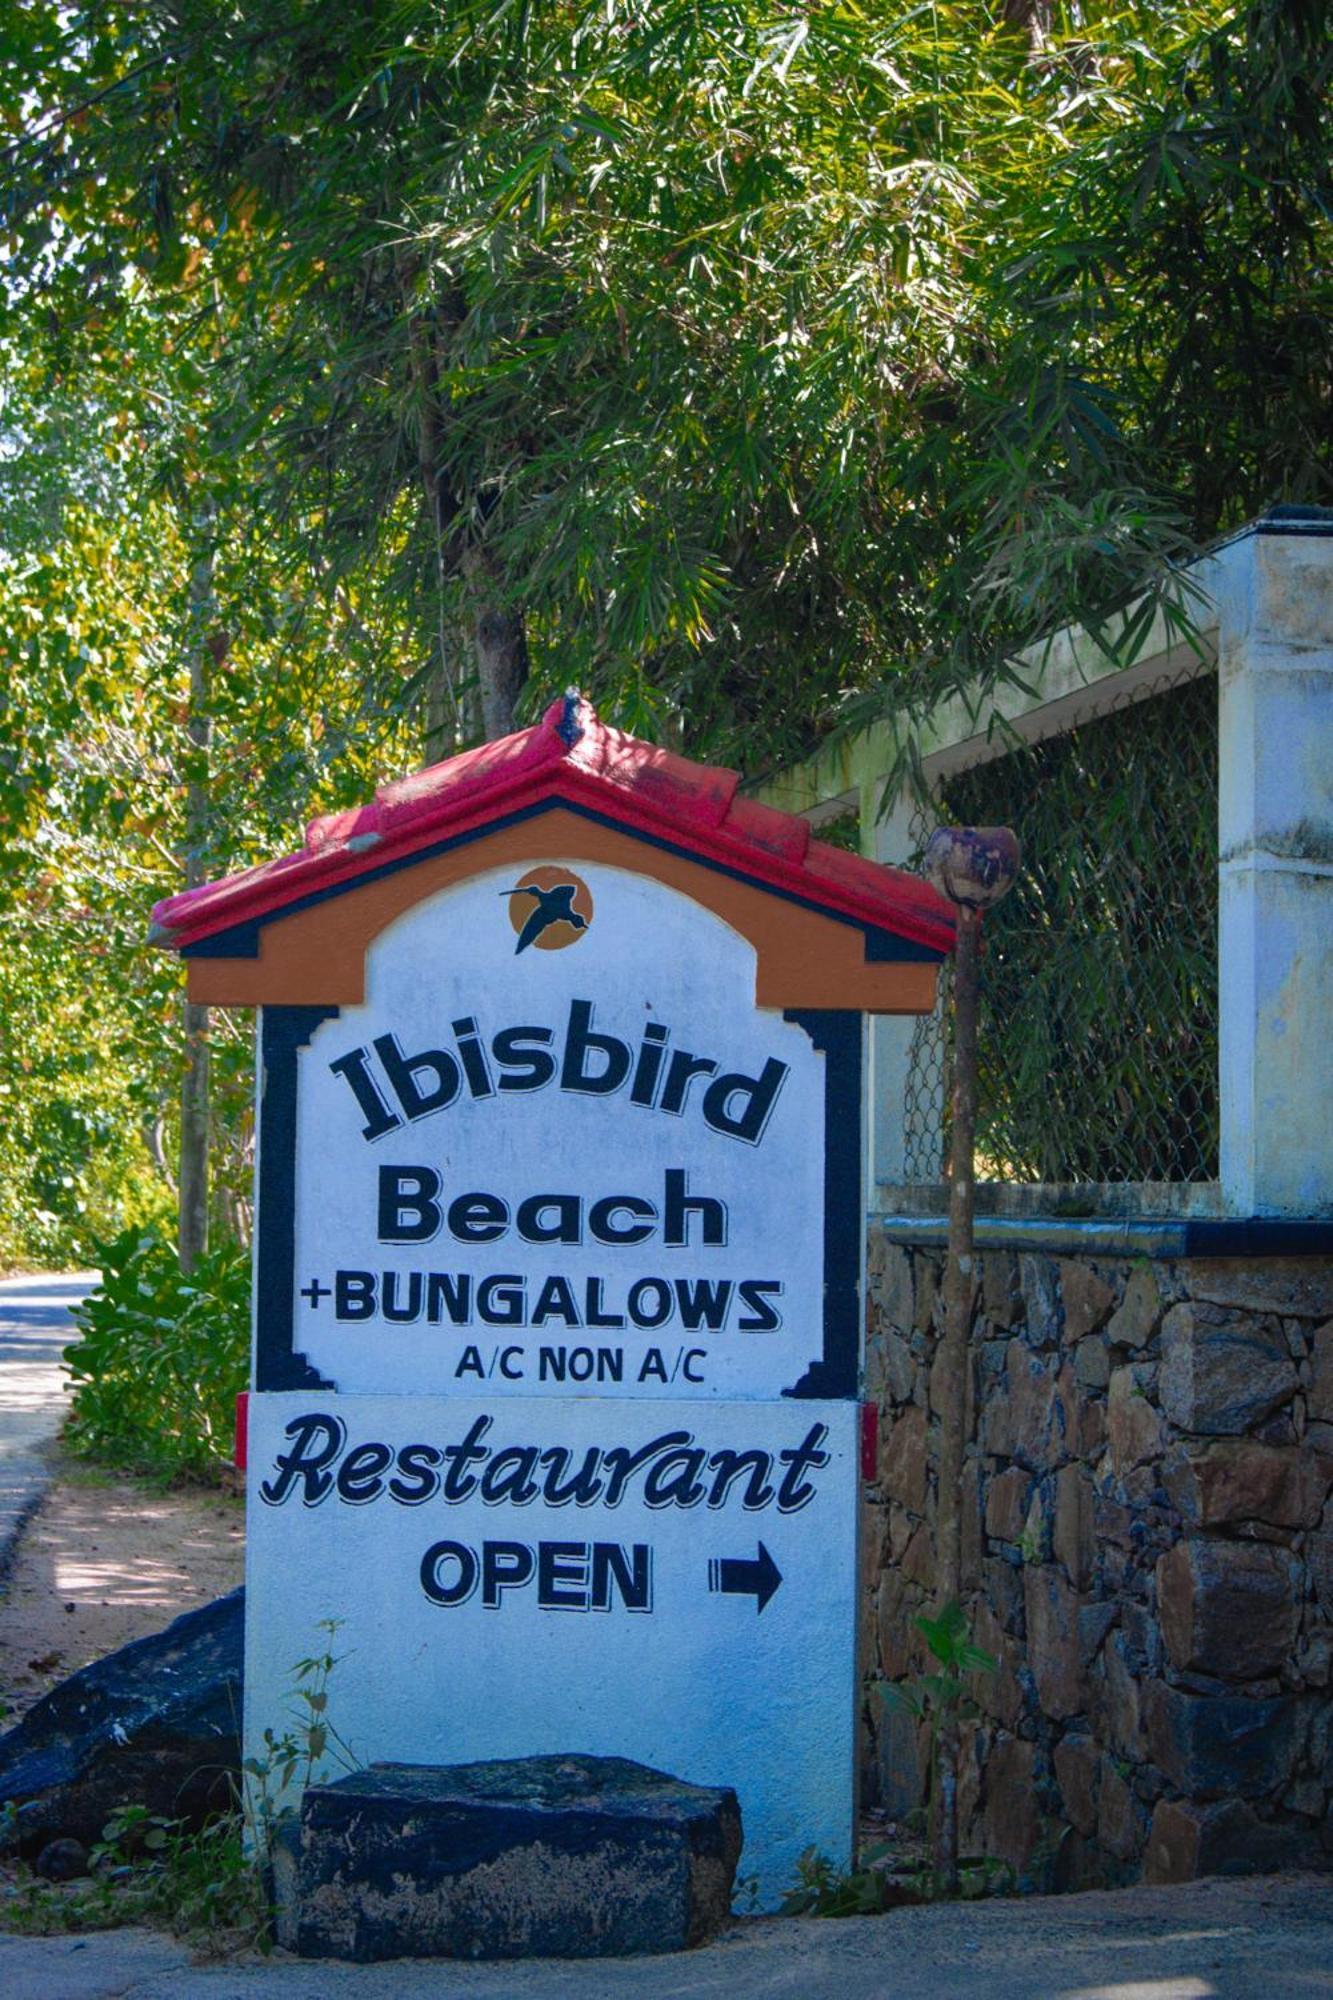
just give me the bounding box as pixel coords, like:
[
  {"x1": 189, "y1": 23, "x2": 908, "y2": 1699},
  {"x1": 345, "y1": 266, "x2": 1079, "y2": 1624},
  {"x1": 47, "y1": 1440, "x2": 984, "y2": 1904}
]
[{"x1": 153, "y1": 695, "x2": 952, "y2": 1914}]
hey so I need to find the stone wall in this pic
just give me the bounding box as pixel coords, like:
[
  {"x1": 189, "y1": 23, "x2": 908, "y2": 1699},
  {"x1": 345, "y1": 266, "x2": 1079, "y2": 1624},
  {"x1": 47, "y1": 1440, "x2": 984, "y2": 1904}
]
[{"x1": 862, "y1": 1233, "x2": 1333, "y2": 1887}]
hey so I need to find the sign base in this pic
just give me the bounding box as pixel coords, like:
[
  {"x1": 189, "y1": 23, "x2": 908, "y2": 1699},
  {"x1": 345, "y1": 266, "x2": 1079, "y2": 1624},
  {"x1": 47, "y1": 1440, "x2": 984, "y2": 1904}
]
[{"x1": 245, "y1": 1393, "x2": 858, "y2": 1910}]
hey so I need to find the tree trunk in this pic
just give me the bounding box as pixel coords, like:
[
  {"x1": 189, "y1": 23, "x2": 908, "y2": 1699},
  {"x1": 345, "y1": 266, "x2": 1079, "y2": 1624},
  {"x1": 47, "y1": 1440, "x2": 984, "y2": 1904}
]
[
  {"x1": 403, "y1": 277, "x2": 528, "y2": 750},
  {"x1": 471, "y1": 567, "x2": 528, "y2": 740},
  {"x1": 932, "y1": 902, "x2": 982, "y2": 1891},
  {"x1": 178, "y1": 535, "x2": 215, "y2": 1275}
]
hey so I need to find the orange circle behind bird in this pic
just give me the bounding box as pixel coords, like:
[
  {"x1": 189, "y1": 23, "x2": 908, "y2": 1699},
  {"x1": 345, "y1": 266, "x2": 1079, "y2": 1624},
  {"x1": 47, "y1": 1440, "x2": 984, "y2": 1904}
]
[{"x1": 503, "y1": 866, "x2": 595, "y2": 953}]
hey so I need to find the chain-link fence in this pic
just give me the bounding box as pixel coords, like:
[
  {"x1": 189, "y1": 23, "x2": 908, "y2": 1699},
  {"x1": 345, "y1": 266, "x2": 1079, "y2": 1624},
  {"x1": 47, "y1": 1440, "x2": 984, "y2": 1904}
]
[{"x1": 901, "y1": 667, "x2": 1218, "y2": 1189}]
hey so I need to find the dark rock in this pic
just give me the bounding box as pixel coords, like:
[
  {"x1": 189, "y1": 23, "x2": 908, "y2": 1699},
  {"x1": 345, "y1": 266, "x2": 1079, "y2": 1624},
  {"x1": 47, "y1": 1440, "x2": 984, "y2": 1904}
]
[
  {"x1": 34, "y1": 1838, "x2": 88, "y2": 1881},
  {"x1": 1021, "y1": 1480, "x2": 1055, "y2": 1565},
  {"x1": 913, "y1": 1257, "x2": 939, "y2": 1334},
  {"x1": 1020, "y1": 1256, "x2": 1061, "y2": 1347},
  {"x1": 901, "y1": 1521, "x2": 934, "y2": 1588},
  {"x1": 971, "y1": 1601, "x2": 1024, "y2": 1729},
  {"x1": 1157, "y1": 1539, "x2": 1300, "y2": 1680},
  {"x1": 1053, "y1": 1734, "x2": 1099, "y2": 1838},
  {"x1": 1144, "y1": 1683, "x2": 1297, "y2": 1798},
  {"x1": 1189, "y1": 1262, "x2": 1333, "y2": 1322},
  {"x1": 1144, "y1": 1797, "x2": 1313, "y2": 1883},
  {"x1": 1053, "y1": 1465, "x2": 1095, "y2": 1589},
  {"x1": 957, "y1": 1720, "x2": 987, "y2": 1855},
  {"x1": 880, "y1": 1404, "x2": 928, "y2": 1512},
  {"x1": 1025, "y1": 1565, "x2": 1083, "y2": 1722},
  {"x1": 983, "y1": 1735, "x2": 1039, "y2": 1871},
  {"x1": 1096, "y1": 1756, "x2": 1144, "y2": 1863},
  {"x1": 1297, "y1": 1631, "x2": 1333, "y2": 1688},
  {"x1": 859, "y1": 1503, "x2": 888, "y2": 1602},
  {"x1": 1078, "y1": 1603, "x2": 1117, "y2": 1664},
  {"x1": 1059, "y1": 1262, "x2": 1116, "y2": 1343},
  {"x1": 983, "y1": 1555, "x2": 1025, "y2": 1633},
  {"x1": 1311, "y1": 1320, "x2": 1333, "y2": 1424},
  {"x1": 1308, "y1": 1497, "x2": 1333, "y2": 1623},
  {"x1": 1163, "y1": 1439, "x2": 1324, "y2": 1530},
  {"x1": 982, "y1": 1253, "x2": 1022, "y2": 1330},
  {"x1": 1004, "y1": 1346, "x2": 1077, "y2": 1470},
  {"x1": 880, "y1": 1332, "x2": 917, "y2": 1407},
  {"x1": 1078, "y1": 1399, "x2": 1108, "y2": 1460},
  {"x1": 0, "y1": 1589, "x2": 242, "y2": 1851},
  {"x1": 869, "y1": 1240, "x2": 913, "y2": 1336},
  {"x1": 1107, "y1": 1267, "x2": 1161, "y2": 1351},
  {"x1": 1160, "y1": 1304, "x2": 1298, "y2": 1435},
  {"x1": 875, "y1": 1566, "x2": 918, "y2": 1680},
  {"x1": 985, "y1": 1466, "x2": 1031, "y2": 1544},
  {"x1": 1107, "y1": 1366, "x2": 1166, "y2": 1473},
  {"x1": 1284, "y1": 1778, "x2": 1326, "y2": 1819},
  {"x1": 876, "y1": 1704, "x2": 926, "y2": 1821},
  {"x1": 1073, "y1": 1336, "x2": 1110, "y2": 1391},
  {"x1": 961, "y1": 1457, "x2": 984, "y2": 1588},
  {"x1": 1097, "y1": 1634, "x2": 1147, "y2": 1763},
  {"x1": 271, "y1": 1755, "x2": 741, "y2": 1961}
]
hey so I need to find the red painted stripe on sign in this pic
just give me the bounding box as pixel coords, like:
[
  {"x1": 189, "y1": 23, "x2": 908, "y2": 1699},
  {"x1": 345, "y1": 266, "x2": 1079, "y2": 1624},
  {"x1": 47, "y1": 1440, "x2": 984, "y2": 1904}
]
[
  {"x1": 860, "y1": 1401, "x2": 878, "y2": 1482},
  {"x1": 234, "y1": 1391, "x2": 249, "y2": 1472}
]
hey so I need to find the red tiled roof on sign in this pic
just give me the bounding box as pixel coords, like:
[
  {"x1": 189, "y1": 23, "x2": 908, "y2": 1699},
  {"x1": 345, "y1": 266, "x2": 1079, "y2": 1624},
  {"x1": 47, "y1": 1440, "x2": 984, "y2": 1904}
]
[{"x1": 151, "y1": 694, "x2": 955, "y2": 956}]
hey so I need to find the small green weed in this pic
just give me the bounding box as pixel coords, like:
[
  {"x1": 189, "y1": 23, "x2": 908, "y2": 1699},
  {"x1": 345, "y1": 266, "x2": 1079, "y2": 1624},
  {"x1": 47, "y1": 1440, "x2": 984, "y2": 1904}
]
[
  {"x1": 781, "y1": 1842, "x2": 916, "y2": 1917},
  {"x1": 242, "y1": 1619, "x2": 359, "y2": 1848},
  {"x1": 781, "y1": 1844, "x2": 1013, "y2": 1916}
]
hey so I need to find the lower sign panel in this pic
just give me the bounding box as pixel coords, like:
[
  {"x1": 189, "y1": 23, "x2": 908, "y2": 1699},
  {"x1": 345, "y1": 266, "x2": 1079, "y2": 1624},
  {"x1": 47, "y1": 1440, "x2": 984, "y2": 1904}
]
[{"x1": 245, "y1": 1394, "x2": 858, "y2": 1909}]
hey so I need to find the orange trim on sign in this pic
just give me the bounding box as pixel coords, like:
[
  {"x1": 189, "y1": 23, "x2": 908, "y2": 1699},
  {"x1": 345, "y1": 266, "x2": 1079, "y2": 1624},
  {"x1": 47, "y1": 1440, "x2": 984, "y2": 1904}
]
[{"x1": 185, "y1": 811, "x2": 940, "y2": 1015}]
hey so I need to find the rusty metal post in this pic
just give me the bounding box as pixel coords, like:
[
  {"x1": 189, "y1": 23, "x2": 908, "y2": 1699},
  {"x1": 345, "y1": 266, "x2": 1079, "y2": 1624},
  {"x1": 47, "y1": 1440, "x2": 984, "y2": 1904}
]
[{"x1": 922, "y1": 824, "x2": 1019, "y2": 1891}]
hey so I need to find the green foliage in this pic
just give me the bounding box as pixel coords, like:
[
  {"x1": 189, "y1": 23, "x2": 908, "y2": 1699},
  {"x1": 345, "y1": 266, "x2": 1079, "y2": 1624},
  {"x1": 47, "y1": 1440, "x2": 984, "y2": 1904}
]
[
  {"x1": 780, "y1": 1842, "x2": 911, "y2": 1918},
  {"x1": 242, "y1": 1618, "x2": 360, "y2": 1846},
  {"x1": 63, "y1": 1228, "x2": 249, "y2": 1482},
  {"x1": 6, "y1": 1, "x2": 1331, "y2": 774},
  {"x1": 883, "y1": 1603, "x2": 998, "y2": 1731},
  {"x1": 880, "y1": 1602, "x2": 997, "y2": 1890},
  {"x1": 0, "y1": 1, "x2": 1328, "y2": 1257},
  {"x1": 780, "y1": 1840, "x2": 1011, "y2": 1917},
  {"x1": 0, "y1": 1808, "x2": 270, "y2": 1949}
]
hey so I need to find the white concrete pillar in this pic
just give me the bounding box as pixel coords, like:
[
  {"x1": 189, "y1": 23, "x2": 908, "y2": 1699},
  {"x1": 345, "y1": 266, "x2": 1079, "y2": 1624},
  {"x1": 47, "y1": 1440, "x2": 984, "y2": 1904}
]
[
  {"x1": 1216, "y1": 523, "x2": 1333, "y2": 1217},
  {"x1": 864, "y1": 783, "x2": 939, "y2": 1195}
]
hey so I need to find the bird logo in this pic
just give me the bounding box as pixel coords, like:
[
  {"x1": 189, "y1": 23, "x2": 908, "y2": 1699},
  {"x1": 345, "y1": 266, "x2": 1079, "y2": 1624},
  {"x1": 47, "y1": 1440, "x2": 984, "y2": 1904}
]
[{"x1": 502, "y1": 866, "x2": 594, "y2": 954}]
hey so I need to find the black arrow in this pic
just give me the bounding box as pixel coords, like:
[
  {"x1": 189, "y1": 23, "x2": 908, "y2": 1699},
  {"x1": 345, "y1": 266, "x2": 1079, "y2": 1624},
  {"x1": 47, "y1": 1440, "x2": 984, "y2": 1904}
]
[{"x1": 708, "y1": 1543, "x2": 782, "y2": 1614}]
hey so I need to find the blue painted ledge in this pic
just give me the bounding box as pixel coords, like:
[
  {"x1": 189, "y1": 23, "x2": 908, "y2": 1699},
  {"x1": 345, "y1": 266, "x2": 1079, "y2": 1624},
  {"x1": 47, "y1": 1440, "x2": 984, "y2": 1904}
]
[{"x1": 871, "y1": 1214, "x2": 1333, "y2": 1260}]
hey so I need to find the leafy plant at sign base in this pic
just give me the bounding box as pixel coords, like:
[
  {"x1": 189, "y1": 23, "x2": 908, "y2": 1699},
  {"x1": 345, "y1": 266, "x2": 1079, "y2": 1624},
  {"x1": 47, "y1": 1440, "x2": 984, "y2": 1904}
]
[
  {"x1": 63, "y1": 1226, "x2": 249, "y2": 1483},
  {"x1": 241, "y1": 1618, "x2": 361, "y2": 1852},
  {"x1": 780, "y1": 1843, "x2": 1012, "y2": 1917},
  {"x1": 1, "y1": 1627, "x2": 359, "y2": 1946},
  {"x1": 0, "y1": 1807, "x2": 270, "y2": 1949},
  {"x1": 779, "y1": 1841, "x2": 914, "y2": 1918},
  {"x1": 880, "y1": 1603, "x2": 997, "y2": 1891}
]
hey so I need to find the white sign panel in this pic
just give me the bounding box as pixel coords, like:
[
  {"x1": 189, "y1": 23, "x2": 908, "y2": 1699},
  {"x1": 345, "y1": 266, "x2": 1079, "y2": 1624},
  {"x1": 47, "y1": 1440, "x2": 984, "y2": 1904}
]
[
  {"x1": 245, "y1": 1393, "x2": 858, "y2": 1908},
  {"x1": 283, "y1": 864, "x2": 832, "y2": 1399}
]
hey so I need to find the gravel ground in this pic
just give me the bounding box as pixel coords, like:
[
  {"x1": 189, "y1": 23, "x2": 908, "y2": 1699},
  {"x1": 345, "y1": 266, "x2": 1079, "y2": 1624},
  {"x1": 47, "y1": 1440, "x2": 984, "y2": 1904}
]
[
  {"x1": 2, "y1": 1872, "x2": 1332, "y2": 2000},
  {"x1": 0, "y1": 1456, "x2": 245, "y2": 1726}
]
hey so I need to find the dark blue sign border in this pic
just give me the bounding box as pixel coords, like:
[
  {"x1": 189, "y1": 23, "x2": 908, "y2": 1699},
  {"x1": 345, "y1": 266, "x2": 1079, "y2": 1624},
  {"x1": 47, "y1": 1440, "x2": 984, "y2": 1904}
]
[{"x1": 254, "y1": 1003, "x2": 862, "y2": 1400}]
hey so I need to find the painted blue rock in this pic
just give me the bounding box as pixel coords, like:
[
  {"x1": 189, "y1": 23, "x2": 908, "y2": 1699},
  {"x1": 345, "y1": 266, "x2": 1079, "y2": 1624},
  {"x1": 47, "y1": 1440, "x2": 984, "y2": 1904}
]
[
  {"x1": 0, "y1": 1588, "x2": 242, "y2": 1849},
  {"x1": 271, "y1": 1753, "x2": 742, "y2": 1960}
]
